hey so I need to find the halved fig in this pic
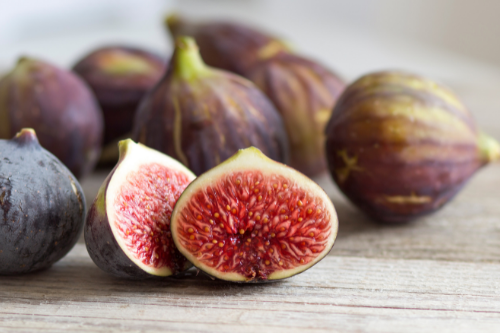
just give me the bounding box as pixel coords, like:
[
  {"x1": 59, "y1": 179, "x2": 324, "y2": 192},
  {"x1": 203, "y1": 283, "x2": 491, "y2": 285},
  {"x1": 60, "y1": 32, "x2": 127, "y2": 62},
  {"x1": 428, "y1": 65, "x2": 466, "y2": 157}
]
[
  {"x1": 84, "y1": 139, "x2": 195, "y2": 278},
  {"x1": 171, "y1": 147, "x2": 338, "y2": 282}
]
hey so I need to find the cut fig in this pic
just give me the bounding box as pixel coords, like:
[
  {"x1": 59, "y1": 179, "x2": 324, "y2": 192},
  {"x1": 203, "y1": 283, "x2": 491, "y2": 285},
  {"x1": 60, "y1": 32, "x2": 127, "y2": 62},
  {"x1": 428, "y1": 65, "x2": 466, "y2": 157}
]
[
  {"x1": 171, "y1": 147, "x2": 338, "y2": 282},
  {"x1": 84, "y1": 139, "x2": 195, "y2": 278}
]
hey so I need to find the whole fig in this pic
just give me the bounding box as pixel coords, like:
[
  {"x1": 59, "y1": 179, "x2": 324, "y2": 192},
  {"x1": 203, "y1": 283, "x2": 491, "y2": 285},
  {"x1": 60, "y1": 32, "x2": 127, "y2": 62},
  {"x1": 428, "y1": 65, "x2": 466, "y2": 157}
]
[
  {"x1": 166, "y1": 14, "x2": 289, "y2": 76},
  {"x1": 73, "y1": 46, "x2": 166, "y2": 146},
  {"x1": 132, "y1": 37, "x2": 289, "y2": 176},
  {"x1": 0, "y1": 128, "x2": 86, "y2": 275},
  {"x1": 0, "y1": 57, "x2": 104, "y2": 179},
  {"x1": 166, "y1": 15, "x2": 345, "y2": 176},
  {"x1": 325, "y1": 71, "x2": 500, "y2": 223}
]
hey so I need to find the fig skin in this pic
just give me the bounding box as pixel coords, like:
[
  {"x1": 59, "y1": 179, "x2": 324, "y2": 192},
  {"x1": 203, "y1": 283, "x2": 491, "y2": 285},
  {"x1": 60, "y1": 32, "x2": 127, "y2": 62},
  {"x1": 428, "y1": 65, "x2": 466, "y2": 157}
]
[
  {"x1": 132, "y1": 37, "x2": 289, "y2": 176},
  {"x1": 84, "y1": 139, "x2": 194, "y2": 279},
  {"x1": 166, "y1": 15, "x2": 345, "y2": 176},
  {"x1": 0, "y1": 57, "x2": 104, "y2": 179},
  {"x1": 0, "y1": 129, "x2": 86, "y2": 275},
  {"x1": 325, "y1": 71, "x2": 500, "y2": 223},
  {"x1": 166, "y1": 14, "x2": 289, "y2": 76},
  {"x1": 72, "y1": 46, "x2": 167, "y2": 146},
  {"x1": 247, "y1": 53, "x2": 345, "y2": 176}
]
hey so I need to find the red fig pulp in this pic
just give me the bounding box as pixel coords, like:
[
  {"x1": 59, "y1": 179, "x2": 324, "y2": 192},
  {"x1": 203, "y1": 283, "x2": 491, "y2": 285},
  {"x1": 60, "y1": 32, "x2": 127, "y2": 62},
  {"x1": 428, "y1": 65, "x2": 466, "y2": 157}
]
[
  {"x1": 171, "y1": 147, "x2": 338, "y2": 282},
  {"x1": 85, "y1": 139, "x2": 195, "y2": 278}
]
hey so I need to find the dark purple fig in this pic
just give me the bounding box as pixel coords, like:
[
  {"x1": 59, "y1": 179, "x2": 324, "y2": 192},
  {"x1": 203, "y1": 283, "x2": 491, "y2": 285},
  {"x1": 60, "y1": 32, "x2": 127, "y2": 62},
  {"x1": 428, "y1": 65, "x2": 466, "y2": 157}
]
[
  {"x1": 0, "y1": 128, "x2": 86, "y2": 275},
  {"x1": 166, "y1": 14, "x2": 289, "y2": 76},
  {"x1": 166, "y1": 15, "x2": 345, "y2": 176},
  {"x1": 325, "y1": 71, "x2": 500, "y2": 223},
  {"x1": 132, "y1": 37, "x2": 289, "y2": 176},
  {"x1": 72, "y1": 46, "x2": 167, "y2": 147},
  {"x1": 84, "y1": 139, "x2": 195, "y2": 279},
  {"x1": 0, "y1": 57, "x2": 104, "y2": 179}
]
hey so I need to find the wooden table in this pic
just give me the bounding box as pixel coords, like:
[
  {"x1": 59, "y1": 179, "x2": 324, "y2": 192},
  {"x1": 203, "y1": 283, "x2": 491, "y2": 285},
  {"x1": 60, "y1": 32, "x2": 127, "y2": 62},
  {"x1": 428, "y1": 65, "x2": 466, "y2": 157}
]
[{"x1": 3, "y1": 10, "x2": 500, "y2": 333}]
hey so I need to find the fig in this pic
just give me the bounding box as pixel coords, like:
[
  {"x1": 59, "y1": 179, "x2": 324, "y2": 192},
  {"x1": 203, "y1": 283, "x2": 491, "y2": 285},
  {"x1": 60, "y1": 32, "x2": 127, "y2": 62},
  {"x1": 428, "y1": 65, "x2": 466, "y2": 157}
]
[
  {"x1": 166, "y1": 14, "x2": 289, "y2": 76},
  {"x1": 72, "y1": 46, "x2": 167, "y2": 146},
  {"x1": 166, "y1": 15, "x2": 345, "y2": 176},
  {"x1": 84, "y1": 139, "x2": 195, "y2": 279},
  {"x1": 171, "y1": 147, "x2": 338, "y2": 282},
  {"x1": 0, "y1": 128, "x2": 86, "y2": 275},
  {"x1": 325, "y1": 71, "x2": 500, "y2": 223},
  {"x1": 132, "y1": 37, "x2": 288, "y2": 176},
  {"x1": 0, "y1": 57, "x2": 104, "y2": 179}
]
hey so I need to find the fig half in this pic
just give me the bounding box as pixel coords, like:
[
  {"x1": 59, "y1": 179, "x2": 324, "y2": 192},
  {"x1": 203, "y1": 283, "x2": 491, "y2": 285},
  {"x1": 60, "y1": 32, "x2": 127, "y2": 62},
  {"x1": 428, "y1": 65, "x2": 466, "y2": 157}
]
[
  {"x1": 325, "y1": 71, "x2": 500, "y2": 223},
  {"x1": 84, "y1": 139, "x2": 195, "y2": 278},
  {"x1": 171, "y1": 147, "x2": 338, "y2": 282},
  {"x1": 132, "y1": 37, "x2": 289, "y2": 176},
  {"x1": 0, "y1": 129, "x2": 85, "y2": 275}
]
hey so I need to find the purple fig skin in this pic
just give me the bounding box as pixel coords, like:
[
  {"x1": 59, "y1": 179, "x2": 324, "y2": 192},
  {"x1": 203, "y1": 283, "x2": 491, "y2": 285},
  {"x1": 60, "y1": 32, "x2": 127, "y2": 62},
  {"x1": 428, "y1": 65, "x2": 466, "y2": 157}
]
[
  {"x1": 84, "y1": 170, "x2": 152, "y2": 279},
  {"x1": 166, "y1": 15, "x2": 345, "y2": 176},
  {"x1": 325, "y1": 71, "x2": 500, "y2": 223},
  {"x1": 166, "y1": 15, "x2": 289, "y2": 76},
  {"x1": 73, "y1": 46, "x2": 167, "y2": 145},
  {"x1": 0, "y1": 129, "x2": 86, "y2": 275},
  {"x1": 247, "y1": 53, "x2": 345, "y2": 176},
  {"x1": 132, "y1": 37, "x2": 289, "y2": 176},
  {"x1": 0, "y1": 57, "x2": 104, "y2": 179}
]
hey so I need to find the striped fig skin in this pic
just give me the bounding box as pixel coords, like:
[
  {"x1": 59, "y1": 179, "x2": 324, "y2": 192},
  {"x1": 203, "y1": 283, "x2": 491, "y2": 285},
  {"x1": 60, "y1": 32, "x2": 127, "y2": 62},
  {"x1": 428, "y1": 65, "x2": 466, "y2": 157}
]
[
  {"x1": 325, "y1": 71, "x2": 499, "y2": 223},
  {"x1": 166, "y1": 15, "x2": 288, "y2": 76},
  {"x1": 132, "y1": 37, "x2": 289, "y2": 176},
  {"x1": 247, "y1": 53, "x2": 345, "y2": 176},
  {"x1": 166, "y1": 15, "x2": 345, "y2": 176}
]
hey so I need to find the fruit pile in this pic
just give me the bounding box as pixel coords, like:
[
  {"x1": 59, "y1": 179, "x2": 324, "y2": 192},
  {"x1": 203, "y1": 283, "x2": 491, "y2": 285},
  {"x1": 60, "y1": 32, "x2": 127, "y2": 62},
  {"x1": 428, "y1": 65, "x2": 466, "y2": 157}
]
[{"x1": 0, "y1": 14, "x2": 498, "y2": 282}]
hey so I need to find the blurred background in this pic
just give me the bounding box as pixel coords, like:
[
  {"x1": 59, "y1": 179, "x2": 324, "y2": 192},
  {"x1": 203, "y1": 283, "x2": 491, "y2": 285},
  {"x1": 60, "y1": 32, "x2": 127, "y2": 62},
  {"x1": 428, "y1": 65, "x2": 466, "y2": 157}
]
[{"x1": 2, "y1": 0, "x2": 500, "y2": 127}]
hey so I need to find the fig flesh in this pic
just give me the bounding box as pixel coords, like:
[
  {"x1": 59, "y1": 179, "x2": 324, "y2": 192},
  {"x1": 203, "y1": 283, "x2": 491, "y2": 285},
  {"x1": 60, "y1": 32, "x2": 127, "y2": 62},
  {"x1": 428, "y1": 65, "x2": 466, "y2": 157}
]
[
  {"x1": 0, "y1": 57, "x2": 104, "y2": 179},
  {"x1": 84, "y1": 139, "x2": 195, "y2": 278},
  {"x1": 132, "y1": 37, "x2": 289, "y2": 176},
  {"x1": 0, "y1": 129, "x2": 86, "y2": 275},
  {"x1": 73, "y1": 46, "x2": 167, "y2": 147},
  {"x1": 166, "y1": 15, "x2": 345, "y2": 176},
  {"x1": 325, "y1": 71, "x2": 500, "y2": 223},
  {"x1": 171, "y1": 147, "x2": 338, "y2": 282}
]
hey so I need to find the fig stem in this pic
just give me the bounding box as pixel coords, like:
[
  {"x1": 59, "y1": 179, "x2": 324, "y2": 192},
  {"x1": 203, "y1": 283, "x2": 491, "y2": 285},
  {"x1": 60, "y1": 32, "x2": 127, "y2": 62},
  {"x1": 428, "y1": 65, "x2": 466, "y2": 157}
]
[
  {"x1": 13, "y1": 128, "x2": 40, "y2": 146},
  {"x1": 478, "y1": 132, "x2": 500, "y2": 163},
  {"x1": 172, "y1": 36, "x2": 209, "y2": 81}
]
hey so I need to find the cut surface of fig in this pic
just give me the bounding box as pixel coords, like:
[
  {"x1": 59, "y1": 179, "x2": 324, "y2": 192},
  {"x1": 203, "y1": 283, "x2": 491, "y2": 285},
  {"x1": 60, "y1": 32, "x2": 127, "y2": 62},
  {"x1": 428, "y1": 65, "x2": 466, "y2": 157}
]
[
  {"x1": 171, "y1": 147, "x2": 338, "y2": 282},
  {"x1": 85, "y1": 140, "x2": 195, "y2": 278}
]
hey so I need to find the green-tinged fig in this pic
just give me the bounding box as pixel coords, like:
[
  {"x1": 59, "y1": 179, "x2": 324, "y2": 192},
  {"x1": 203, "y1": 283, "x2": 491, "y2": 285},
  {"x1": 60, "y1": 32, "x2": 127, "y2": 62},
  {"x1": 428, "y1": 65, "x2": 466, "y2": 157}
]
[
  {"x1": 73, "y1": 46, "x2": 167, "y2": 164},
  {"x1": 0, "y1": 129, "x2": 86, "y2": 275},
  {"x1": 132, "y1": 37, "x2": 288, "y2": 176},
  {"x1": 84, "y1": 139, "x2": 195, "y2": 279},
  {"x1": 171, "y1": 147, "x2": 338, "y2": 282},
  {"x1": 325, "y1": 71, "x2": 500, "y2": 223},
  {"x1": 0, "y1": 57, "x2": 104, "y2": 179},
  {"x1": 247, "y1": 53, "x2": 345, "y2": 176},
  {"x1": 166, "y1": 15, "x2": 345, "y2": 176}
]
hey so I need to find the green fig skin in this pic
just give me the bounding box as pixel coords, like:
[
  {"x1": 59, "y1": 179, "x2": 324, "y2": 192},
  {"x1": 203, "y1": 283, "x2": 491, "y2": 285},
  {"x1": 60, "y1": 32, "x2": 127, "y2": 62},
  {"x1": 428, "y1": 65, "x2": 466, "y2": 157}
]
[
  {"x1": 73, "y1": 46, "x2": 167, "y2": 146},
  {"x1": 0, "y1": 57, "x2": 104, "y2": 179},
  {"x1": 132, "y1": 37, "x2": 289, "y2": 176},
  {"x1": 325, "y1": 71, "x2": 500, "y2": 223}
]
